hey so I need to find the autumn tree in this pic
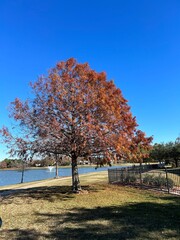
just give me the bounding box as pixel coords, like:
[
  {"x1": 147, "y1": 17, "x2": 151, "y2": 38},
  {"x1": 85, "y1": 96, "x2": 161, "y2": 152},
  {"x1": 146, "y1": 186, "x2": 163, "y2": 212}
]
[
  {"x1": 0, "y1": 58, "x2": 152, "y2": 191},
  {"x1": 0, "y1": 127, "x2": 30, "y2": 183}
]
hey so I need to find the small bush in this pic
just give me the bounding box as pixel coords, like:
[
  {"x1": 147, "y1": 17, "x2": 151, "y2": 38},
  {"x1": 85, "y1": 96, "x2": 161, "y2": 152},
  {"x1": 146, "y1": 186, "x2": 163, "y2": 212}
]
[
  {"x1": 124, "y1": 175, "x2": 137, "y2": 184},
  {"x1": 143, "y1": 174, "x2": 154, "y2": 185},
  {"x1": 152, "y1": 175, "x2": 166, "y2": 188},
  {"x1": 166, "y1": 178, "x2": 174, "y2": 189},
  {"x1": 143, "y1": 174, "x2": 174, "y2": 189}
]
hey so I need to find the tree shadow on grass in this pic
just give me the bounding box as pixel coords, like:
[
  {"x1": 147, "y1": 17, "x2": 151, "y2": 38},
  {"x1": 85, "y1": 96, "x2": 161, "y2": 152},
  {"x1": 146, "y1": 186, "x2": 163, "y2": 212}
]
[
  {"x1": 38, "y1": 201, "x2": 180, "y2": 240},
  {"x1": 0, "y1": 229, "x2": 40, "y2": 240},
  {"x1": 0, "y1": 185, "x2": 97, "y2": 204},
  {"x1": 1, "y1": 199, "x2": 179, "y2": 239},
  {"x1": 150, "y1": 194, "x2": 180, "y2": 204}
]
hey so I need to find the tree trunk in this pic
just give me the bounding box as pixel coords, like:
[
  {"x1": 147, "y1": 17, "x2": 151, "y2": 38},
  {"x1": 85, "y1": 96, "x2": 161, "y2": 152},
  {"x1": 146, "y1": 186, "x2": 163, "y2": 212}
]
[
  {"x1": 21, "y1": 161, "x2": 25, "y2": 183},
  {"x1": 174, "y1": 158, "x2": 179, "y2": 168},
  {"x1": 71, "y1": 153, "x2": 81, "y2": 192},
  {"x1": 55, "y1": 155, "x2": 59, "y2": 178}
]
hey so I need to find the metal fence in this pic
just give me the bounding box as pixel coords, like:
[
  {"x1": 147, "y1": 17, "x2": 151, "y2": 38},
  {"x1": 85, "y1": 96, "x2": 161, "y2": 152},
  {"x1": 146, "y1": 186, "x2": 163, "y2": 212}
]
[{"x1": 108, "y1": 166, "x2": 180, "y2": 195}]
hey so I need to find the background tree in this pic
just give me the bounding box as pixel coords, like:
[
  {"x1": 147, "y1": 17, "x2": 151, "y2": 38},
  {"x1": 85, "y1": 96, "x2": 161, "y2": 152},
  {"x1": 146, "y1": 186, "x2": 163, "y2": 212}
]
[
  {"x1": 0, "y1": 158, "x2": 25, "y2": 169},
  {"x1": 150, "y1": 138, "x2": 180, "y2": 168},
  {"x1": 30, "y1": 139, "x2": 64, "y2": 178},
  {"x1": 0, "y1": 160, "x2": 7, "y2": 169},
  {"x1": 169, "y1": 142, "x2": 180, "y2": 168},
  {"x1": 0, "y1": 127, "x2": 30, "y2": 183},
  {"x1": 150, "y1": 143, "x2": 167, "y2": 163},
  {"x1": 1, "y1": 58, "x2": 152, "y2": 191}
]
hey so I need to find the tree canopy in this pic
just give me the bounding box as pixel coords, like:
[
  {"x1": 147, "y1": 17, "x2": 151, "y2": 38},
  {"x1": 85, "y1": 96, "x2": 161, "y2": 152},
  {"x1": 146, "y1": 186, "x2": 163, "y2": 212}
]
[
  {"x1": 0, "y1": 58, "x2": 152, "y2": 191},
  {"x1": 150, "y1": 138, "x2": 180, "y2": 168}
]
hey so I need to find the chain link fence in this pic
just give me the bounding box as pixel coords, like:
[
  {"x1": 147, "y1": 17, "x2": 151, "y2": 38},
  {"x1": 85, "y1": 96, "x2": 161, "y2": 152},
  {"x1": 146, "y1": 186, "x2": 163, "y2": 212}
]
[{"x1": 108, "y1": 165, "x2": 180, "y2": 195}]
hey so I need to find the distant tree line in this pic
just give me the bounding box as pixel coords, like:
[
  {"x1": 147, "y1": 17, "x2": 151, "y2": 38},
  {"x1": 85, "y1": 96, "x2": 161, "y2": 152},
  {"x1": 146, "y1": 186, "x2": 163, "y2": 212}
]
[
  {"x1": 0, "y1": 158, "x2": 22, "y2": 169},
  {"x1": 0, "y1": 155, "x2": 113, "y2": 169},
  {"x1": 149, "y1": 137, "x2": 180, "y2": 168},
  {"x1": 0, "y1": 156, "x2": 72, "y2": 169}
]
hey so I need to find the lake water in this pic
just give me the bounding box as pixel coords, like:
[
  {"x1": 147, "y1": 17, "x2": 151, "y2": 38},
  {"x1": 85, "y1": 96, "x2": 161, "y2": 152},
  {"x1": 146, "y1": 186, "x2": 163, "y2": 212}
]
[{"x1": 0, "y1": 165, "x2": 123, "y2": 187}]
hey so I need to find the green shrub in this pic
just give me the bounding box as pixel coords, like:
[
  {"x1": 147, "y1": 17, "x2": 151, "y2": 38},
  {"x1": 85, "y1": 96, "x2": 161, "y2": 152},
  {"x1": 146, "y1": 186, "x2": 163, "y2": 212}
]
[
  {"x1": 143, "y1": 174, "x2": 154, "y2": 185},
  {"x1": 166, "y1": 178, "x2": 174, "y2": 189},
  {"x1": 143, "y1": 174, "x2": 174, "y2": 189},
  {"x1": 152, "y1": 175, "x2": 166, "y2": 188},
  {"x1": 124, "y1": 175, "x2": 137, "y2": 184}
]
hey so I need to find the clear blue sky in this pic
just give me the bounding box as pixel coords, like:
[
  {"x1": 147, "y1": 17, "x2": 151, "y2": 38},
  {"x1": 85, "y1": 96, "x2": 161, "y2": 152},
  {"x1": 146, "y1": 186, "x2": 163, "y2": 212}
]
[{"x1": 0, "y1": 0, "x2": 180, "y2": 160}]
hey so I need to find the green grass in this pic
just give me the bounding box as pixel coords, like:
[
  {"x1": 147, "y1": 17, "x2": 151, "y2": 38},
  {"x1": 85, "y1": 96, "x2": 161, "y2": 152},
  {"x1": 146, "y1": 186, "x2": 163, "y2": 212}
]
[{"x1": 0, "y1": 171, "x2": 179, "y2": 240}]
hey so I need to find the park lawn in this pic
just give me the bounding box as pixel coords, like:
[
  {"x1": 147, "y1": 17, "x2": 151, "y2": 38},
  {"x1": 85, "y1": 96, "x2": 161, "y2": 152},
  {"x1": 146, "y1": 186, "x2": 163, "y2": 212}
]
[{"x1": 0, "y1": 171, "x2": 179, "y2": 240}]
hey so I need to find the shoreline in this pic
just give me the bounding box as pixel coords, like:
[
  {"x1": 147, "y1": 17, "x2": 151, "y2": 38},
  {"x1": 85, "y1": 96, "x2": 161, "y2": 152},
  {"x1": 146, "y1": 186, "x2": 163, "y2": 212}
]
[
  {"x1": 0, "y1": 171, "x2": 108, "y2": 195},
  {"x1": 0, "y1": 162, "x2": 151, "y2": 171},
  {"x1": 0, "y1": 163, "x2": 159, "y2": 190}
]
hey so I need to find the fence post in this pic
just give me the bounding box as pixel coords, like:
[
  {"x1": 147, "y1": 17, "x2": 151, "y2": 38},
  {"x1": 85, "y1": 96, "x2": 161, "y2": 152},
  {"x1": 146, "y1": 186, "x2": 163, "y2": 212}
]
[
  {"x1": 121, "y1": 169, "x2": 124, "y2": 183},
  {"x1": 139, "y1": 162, "x2": 142, "y2": 187},
  {"x1": 165, "y1": 167, "x2": 170, "y2": 194},
  {"x1": 108, "y1": 169, "x2": 110, "y2": 183},
  {"x1": 115, "y1": 168, "x2": 117, "y2": 182}
]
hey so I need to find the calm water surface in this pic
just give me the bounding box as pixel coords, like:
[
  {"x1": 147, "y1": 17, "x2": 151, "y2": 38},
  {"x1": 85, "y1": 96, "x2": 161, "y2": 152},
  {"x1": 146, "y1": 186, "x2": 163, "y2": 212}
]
[{"x1": 0, "y1": 165, "x2": 123, "y2": 187}]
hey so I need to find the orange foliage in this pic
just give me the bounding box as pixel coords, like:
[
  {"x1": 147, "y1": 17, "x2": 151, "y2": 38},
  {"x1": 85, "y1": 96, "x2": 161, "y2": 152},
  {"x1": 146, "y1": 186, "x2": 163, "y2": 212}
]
[
  {"x1": 1, "y1": 58, "x2": 153, "y2": 189},
  {"x1": 6, "y1": 58, "x2": 153, "y2": 161}
]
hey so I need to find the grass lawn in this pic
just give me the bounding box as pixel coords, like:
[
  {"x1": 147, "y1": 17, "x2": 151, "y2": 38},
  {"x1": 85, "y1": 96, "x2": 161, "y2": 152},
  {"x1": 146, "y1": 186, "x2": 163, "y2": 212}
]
[{"x1": 0, "y1": 171, "x2": 179, "y2": 240}]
